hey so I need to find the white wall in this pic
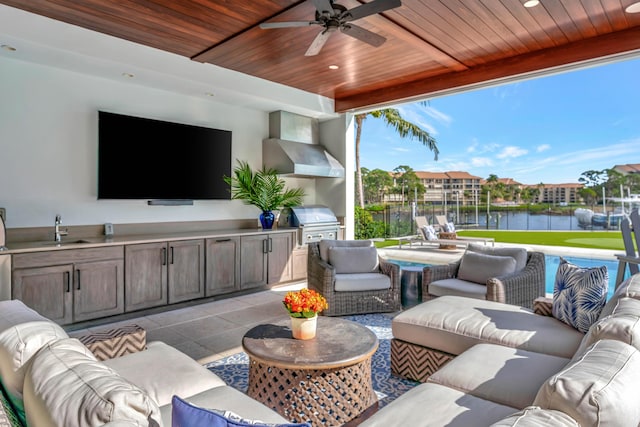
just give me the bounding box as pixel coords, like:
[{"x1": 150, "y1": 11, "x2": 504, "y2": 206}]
[{"x1": 0, "y1": 57, "x2": 317, "y2": 228}]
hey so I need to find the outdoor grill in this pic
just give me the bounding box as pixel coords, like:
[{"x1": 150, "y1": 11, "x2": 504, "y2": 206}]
[{"x1": 278, "y1": 205, "x2": 340, "y2": 246}]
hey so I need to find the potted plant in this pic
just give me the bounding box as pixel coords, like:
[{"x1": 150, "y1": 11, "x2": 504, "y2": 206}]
[
  {"x1": 282, "y1": 288, "x2": 328, "y2": 340},
  {"x1": 224, "y1": 160, "x2": 305, "y2": 229}
]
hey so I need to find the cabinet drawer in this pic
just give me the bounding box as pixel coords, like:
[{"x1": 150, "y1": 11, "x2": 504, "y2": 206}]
[{"x1": 13, "y1": 246, "x2": 124, "y2": 268}]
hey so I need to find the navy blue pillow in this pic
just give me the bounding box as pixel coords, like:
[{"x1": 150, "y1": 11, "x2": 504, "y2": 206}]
[{"x1": 171, "y1": 396, "x2": 310, "y2": 427}]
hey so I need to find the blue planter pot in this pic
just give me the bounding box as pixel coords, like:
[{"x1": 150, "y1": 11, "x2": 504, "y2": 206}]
[{"x1": 260, "y1": 211, "x2": 275, "y2": 230}]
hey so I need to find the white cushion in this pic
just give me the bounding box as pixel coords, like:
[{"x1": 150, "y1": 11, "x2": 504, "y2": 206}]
[
  {"x1": 0, "y1": 320, "x2": 68, "y2": 424},
  {"x1": 318, "y1": 239, "x2": 371, "y2": 262},
  {"x1": 392, "y1": 296, "x2": 584, "y2": 358},
  {"x1": 428, "y1": 343, "x2": 570, "y2": 409},
  {"x1": 491, "y1": 406, "x2": 579, "y2": 426},
  {"x1": 600, "y1": 273, "x2": 640, "y2": 318},
  {"x1": 0, "y1": 300, "x2": 50, "y2": 332},
  {"x1": 103, "y1": 341, "x2": 225, "y2": 407},
  {"x1": 534, "y1": 339, "x2": 640, "y2": 427},
  {"x1": 328, "y1": 246, "x2": 379, "y2": 274},
  {"x1": 576, "y1": 297, "x2": 640, "y2": 355},
  {"x1": 334, "y1": 273, "x2": 390, "y2": 291},
  {"x1": 358, "y1": 383, "x2": 517, "y2": 427},
  {"x1": 428, "y1": 278, "x2": 487, "y2": 300},
  {"x1": 23, "y1": 338, "x2": 161, "y2": 427},
  {"x1": 457, "y1": 251, "x2": 517, "y2": 284},
  {"x1": 552, "y1": 258, "x2": 608, "y2": 333},
  {"x1": 467, "y1": 244, "x2": 528, "y2": 271}
]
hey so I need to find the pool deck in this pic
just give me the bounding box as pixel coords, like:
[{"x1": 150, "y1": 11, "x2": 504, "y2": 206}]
[{"x1": 379, "y1": 241, "x2": 620, "y2": 266}]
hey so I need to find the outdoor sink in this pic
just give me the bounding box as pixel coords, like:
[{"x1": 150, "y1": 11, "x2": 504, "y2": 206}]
[{"x1": 40, "y1": 239, "x2": 94, "y2": 246}]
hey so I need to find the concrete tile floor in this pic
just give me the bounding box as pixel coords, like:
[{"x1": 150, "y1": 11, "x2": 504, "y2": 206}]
[{"x1": 67, "y1": 282, "x2": 306, "y2": 365}]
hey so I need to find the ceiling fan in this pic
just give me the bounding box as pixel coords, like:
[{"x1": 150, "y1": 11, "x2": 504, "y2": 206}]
[{"x1": 260, "y1": 0, "x2": 402, "y2": 56}]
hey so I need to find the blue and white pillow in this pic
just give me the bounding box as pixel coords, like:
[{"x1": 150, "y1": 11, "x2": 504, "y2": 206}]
[
  {"x1": 171, "y1": 396, "x2": 310, "y2": 427},
  {"x1": 552, "y1": 258, "x2": 608, "y2": 333},
  {"x1": 421, "y1": 225, "x2": 438, "y2": 241},
  {"x1": 444, "y1": 222, "x2": 456, "y2": 233}
]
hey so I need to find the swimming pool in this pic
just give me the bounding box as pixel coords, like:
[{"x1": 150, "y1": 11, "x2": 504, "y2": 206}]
[{"x1": 389, "y1": 255, "x2": 623, "y2": 299}]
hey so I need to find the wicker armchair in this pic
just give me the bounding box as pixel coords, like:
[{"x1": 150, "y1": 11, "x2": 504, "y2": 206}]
[
  {"x1": 422, "y1": 251, "x2": 546, "y2": 309},
  {"x1": 307, "y1": 241, "x2": 401, "y2": 316}
]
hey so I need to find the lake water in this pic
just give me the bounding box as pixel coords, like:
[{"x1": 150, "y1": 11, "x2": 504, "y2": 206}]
[{"x1": 390, "y1": 254, "x2": 622, "y2": 299}]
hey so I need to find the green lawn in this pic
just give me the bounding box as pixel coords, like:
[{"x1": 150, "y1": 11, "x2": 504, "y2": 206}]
[{"x1": 375, "y1": 230, "x2": 626, "y2": 251}]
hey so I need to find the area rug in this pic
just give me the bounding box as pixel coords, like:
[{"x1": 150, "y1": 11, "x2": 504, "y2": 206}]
[{"x1": 205, "y1": 313, "x2": 418, "y2": 409}]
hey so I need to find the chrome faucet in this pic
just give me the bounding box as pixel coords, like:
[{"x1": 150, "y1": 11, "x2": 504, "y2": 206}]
[{"x1": 54, "y1": 214, "x2": 68, "y2": 242}]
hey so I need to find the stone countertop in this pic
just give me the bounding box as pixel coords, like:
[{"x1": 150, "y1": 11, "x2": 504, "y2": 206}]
[{"x1": 4, "y1": 227, "x2": 298, "y2": 254}]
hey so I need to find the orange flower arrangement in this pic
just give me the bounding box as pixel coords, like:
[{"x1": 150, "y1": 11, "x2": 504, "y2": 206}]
[{"x1": 283, "y1": 289, "x2": 328, "y2": 318}]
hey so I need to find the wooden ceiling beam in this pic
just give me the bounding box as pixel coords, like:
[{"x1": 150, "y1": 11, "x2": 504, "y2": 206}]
[{"x1": 335, "y1": 26, "x2": 640, "y2": 112}]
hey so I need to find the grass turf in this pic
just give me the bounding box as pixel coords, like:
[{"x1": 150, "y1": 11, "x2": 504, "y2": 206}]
[{"x1": 376, "y1": 230, "x2": 625, "y2": 250}]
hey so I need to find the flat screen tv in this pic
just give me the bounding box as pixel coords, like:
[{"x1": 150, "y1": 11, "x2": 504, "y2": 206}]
[{"x1": 98, "y1": 111, "x2": 231, "y2": 201}]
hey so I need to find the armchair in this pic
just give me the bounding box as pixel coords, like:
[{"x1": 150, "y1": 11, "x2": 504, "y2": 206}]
[
  {"x1": 422, "y1": 246, "x2": 545, "y2": 309},
  {"x1": 307, "y1": 240, "x2": 401, "y2": 316}
]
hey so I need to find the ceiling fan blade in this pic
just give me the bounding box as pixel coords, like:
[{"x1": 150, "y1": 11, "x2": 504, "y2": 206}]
[
  {"x1": 260, "y1": 21, "x2": 315, "y2": 29},
  {"x1": 305, "y1": 29, "x2": 332, "y2": 56},
  {"x1": 341, "y1": 23, "x2": 386, "y2": 47},
  {"x1": 312, "y1": 0, "x2": 335, "y2": 16},
  {"x1": 342, "y1": 0, "x2": 402, "y2": 21}
]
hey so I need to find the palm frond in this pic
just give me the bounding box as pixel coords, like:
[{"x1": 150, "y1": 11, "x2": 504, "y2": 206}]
[{"x1": 224, "y1": 160, "x2": 305, "y2": 211}]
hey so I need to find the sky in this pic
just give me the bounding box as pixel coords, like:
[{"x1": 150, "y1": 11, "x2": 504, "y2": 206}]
[{"x1": 357, "y1": 57, "x2": 640, "y2": 185}]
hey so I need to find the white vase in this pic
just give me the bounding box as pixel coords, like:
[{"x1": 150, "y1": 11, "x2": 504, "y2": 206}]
[{"x1": 290, "y1": 315, "x2": 317, "y2": 340}]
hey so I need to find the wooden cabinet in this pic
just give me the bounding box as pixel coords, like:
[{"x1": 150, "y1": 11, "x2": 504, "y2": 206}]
[
  {"x1": 125, "y1": 239, "x2": 204, "y2": 311},
  {"x1": 12, "y1": 247, "x2": 124, "y2": 325},
  {"x1": 292, "y1": 246, "x2": 308, "y2": 281},
  {"x1": 125, "y1": 242, "x2": 167, "y2": 312},
  {"x1": 240, "y1": 232, "x2": 293, "y2": 289},
  {"x1": 168, "y1": 240, "x2": 205, "y2": 304},
  {"x1": 206, "y1": 237, "x2": 240, "y2": 296}
]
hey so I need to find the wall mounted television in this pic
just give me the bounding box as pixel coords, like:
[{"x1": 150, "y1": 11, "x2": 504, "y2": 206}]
[{"x1": 98, "y1": 111, "x2": 231, "y2": 201}]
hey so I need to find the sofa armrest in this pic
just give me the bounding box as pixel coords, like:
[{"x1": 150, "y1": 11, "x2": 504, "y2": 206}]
[
  {"x1": 77, "y1": 324, "x2": 146, "y2": 361},
  {"x1": 379, "y1": 257, "x2": 401, "y2": 294},
  {"x1": 533, "y1": 296, "x2": 554, "y2": 316},
  {"x1": 422, "y1": 260, "x2": 461, "y2": 301},
  {"x1": 307, "y1": 243, "x2": 336, "y2": 297},
  {"x1": 486, "y1": 251, "x2": 546, "y2": 309}
]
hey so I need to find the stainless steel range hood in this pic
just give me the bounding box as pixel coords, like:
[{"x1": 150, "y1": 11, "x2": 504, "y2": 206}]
[
  {"x1": 263, "y1": 138, "x2": 345, "y2": 178},
  {"x1": 262, "y1": 111, "x2": 345, "y2": 178}
]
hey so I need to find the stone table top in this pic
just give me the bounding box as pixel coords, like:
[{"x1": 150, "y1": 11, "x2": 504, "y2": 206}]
[{"x1": 242, "y1": 316, "x2": 378, "y2": 370}]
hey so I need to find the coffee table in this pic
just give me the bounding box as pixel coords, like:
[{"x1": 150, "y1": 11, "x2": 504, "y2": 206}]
[{"x1": 242, "y1": 316, "x2": 378, "y2": 425}]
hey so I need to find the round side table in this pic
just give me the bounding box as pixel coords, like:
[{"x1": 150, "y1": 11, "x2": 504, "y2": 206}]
[
  {"x1": 242, "y1": 317, "x2": 378, "y2": 425},
  {"x1": 401, "y1": 266, "x2": 423, "y2": 308}
]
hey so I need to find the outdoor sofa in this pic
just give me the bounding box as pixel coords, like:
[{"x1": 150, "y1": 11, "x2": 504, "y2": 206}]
[
  {"x1": 360, "y1": 272, "x2": 640, "y2": 426},
  {"x1": 0, "y1": 299, "x2": 294, "y2": 427}
]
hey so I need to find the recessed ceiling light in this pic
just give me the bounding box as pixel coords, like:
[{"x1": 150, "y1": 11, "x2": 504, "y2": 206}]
[
  {"x1": 523, "y1": 0, "x2": 540, "y2": 7},
  {"x1": 121, "y1": 72, "x2": 134, "y2": 78},
  {"x1": 1, "y1": 44, "x2": 16, "y2": 52},
  {"x1": 329, "y1": 65, "x2": 339, "y2": 70},
  {"x1": 626, "y1": 2, "x2": 640, "y2": 13}
]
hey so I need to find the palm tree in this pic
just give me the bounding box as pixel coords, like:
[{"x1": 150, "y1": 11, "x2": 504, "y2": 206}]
[{"x1": 354, "y1": 106, "x2": 439, "y2": 208}]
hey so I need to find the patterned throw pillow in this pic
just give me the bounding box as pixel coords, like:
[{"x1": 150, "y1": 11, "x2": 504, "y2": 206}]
[
  {"x1": 552, "y1": 258, "x2": 608, "y2": 333},
  {"x1": 421, "y1": 225, "x2": 438, "y2": 241},
  {"x1": 444, "y1": 222, "x2": 456, "y2": 233}
]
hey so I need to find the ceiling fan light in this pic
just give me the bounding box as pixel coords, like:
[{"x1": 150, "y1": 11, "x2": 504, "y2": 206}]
[
  {"x1": 625, "y1": 2, "x2": 640, "y2": 13},
  {"x1": 523, "y1": 0, "x2": 540, "y2": 7},
  {"x1": 329, "y1": 65, "x2": 339, "y2": 70}
]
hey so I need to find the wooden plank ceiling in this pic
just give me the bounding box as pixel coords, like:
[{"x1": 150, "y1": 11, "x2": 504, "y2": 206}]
[{"x1": 4, "y1": 0, "x2": 640, "y2": 112}]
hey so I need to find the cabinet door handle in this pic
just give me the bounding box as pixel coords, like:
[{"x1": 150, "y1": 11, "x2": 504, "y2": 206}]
[
  {"x1": 65, "y1": 271, "x2": 70, "y2": 293},
  {"x1": 216, "y1": 239, "x2": 231, "y2": 243},
  {"x1": 170, "y1": 246, "x2": 174, "y2": 265},
  {"x1": 76, "y1": 269, "x2": 81, "y2": 291},
  {"x1": 162, "y1": 247, "x2": 167, "y2": 265},
  {"x1": 268, "y1": 237, "x2": 273, "y2": 252},
  {"x1": 262, "y1": 239, "x2": 268, "y2": 254}
]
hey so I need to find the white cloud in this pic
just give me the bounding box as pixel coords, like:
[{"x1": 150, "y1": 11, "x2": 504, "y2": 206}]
[
  {"x1": 497, "y1": 146, "x2": 528, "y2": 159},
  {"x1": 422, "y1": 105, "x2": 453, "y2": 126},
  {"x1": 393, "y1": 147, "x2": 411, "y2": 152},
  {"x1": 536, "y1": 144, "x2": 551, "y2": 152},
  {"x1": 471, "y1": 157, "x2": 494, "y2": 167}
]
